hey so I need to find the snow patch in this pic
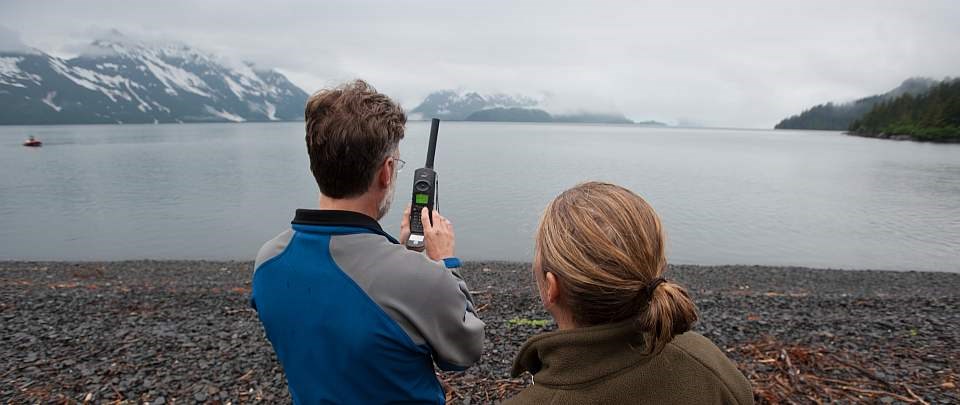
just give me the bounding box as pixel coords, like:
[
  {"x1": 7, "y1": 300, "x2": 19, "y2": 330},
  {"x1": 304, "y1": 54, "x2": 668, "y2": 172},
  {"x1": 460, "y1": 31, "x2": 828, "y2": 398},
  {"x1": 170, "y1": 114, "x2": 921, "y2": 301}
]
[
  {"x1": 123, "y1": 81, "x2": 151, "y2": 112},
  {"x1": 204, "y1": 105, "x2": 245, "y2": 122},
  {"x1": 224, "y1": 76, "x2": 245, "y2": 99},
  {"x1": 140, "y1": 54, "x2": 211, "y2": 97},
  {"x1": 249, "y1": 101, "x2": 278, "y2": 120},
  {"x1": 223, "y1": 60, "x2": 264, "y2": 89},
  {"x1": 48, "y1": 58, "x2": 131, "y2": 102},
  {"x1": 151, "y1": 101, "x2": 170, "y2": 113},
  {"x1": 0, "y1": 57, "x2": 22, "y2": 76},
  {"x1": 0, "y1": 56, "x2": 42, "y2": 87},
  {"x1": 264, "y1": 101, "x2": 277, "y2": 120},
  {"x1": 42, "y1": 91, "x2": 62, "y2": 112}
]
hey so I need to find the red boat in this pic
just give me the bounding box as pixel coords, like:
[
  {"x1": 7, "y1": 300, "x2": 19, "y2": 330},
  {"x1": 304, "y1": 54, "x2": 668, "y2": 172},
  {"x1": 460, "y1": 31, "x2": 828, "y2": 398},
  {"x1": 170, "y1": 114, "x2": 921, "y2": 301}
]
[{"x1": 23, "y1": 137, "x2": 42, "y2": 147}]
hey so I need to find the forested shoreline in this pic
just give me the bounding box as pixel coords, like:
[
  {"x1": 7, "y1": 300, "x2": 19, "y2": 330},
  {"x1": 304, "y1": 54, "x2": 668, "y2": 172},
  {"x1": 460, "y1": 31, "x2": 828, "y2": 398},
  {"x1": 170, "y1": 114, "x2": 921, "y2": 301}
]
[{"x1": 848, "y1": 79, "x2": 960, "y2": 142}]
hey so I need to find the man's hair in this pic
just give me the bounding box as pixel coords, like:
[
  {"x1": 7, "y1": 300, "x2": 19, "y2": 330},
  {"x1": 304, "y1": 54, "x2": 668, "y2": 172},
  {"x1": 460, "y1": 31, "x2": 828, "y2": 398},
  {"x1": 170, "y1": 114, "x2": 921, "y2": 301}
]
[{"x1": 305, "y1": 80, "x2": 406, "y2": 198}]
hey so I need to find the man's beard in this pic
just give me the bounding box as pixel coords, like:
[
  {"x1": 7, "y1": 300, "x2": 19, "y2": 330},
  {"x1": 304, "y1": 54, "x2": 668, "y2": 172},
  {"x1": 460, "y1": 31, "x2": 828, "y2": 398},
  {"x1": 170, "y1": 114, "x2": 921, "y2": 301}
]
[{"x1": 376, "y1": 180, "x2": 396, "y2": 220}]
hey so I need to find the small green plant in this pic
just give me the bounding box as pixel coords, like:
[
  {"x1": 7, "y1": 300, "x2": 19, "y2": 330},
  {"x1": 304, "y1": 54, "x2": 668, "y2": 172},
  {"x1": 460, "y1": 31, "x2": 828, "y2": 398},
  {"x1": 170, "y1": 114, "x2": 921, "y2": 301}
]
[{"x1": 509, "y1": 317, "x2": 551, "y2": 327}]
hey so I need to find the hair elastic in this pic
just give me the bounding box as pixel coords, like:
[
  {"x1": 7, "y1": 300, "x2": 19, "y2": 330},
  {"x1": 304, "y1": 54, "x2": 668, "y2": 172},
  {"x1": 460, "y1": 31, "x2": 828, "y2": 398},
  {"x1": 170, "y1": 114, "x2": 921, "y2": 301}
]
[{"x1": 644, "y1": 277, "x2": 667, "y2": 299}]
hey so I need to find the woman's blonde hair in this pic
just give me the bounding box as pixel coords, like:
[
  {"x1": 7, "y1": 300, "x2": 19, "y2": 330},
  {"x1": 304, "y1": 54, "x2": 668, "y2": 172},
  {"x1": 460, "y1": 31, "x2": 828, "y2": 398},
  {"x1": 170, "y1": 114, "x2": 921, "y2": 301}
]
[{"x1": 535, "y1": 182, "x2": 698, "y2": 353}]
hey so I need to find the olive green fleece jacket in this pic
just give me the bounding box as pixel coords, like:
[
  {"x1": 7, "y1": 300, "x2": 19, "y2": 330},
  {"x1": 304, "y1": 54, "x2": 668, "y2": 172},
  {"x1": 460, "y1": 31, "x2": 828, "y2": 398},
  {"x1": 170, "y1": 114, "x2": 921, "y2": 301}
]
[{"x1": 505, "y1": 320, "x2": 753, "y2": 405}]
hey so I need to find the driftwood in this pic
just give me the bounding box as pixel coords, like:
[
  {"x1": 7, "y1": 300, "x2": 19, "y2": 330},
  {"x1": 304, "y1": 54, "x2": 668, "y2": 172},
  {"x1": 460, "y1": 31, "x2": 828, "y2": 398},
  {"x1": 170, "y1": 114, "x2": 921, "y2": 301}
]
[
  {"x1": 436, "y1": 337, "x2": 954, "y2": 404},
  {"x1": 734, "y1": 337, "x2": 949, "y2": 404}
]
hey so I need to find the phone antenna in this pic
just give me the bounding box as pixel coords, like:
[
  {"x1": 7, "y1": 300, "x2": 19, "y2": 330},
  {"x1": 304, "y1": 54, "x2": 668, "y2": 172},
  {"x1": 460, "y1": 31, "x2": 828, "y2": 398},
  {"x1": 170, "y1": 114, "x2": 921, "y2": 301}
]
[{"x1": 425, "y1": 118, "x2": 440, "y2": 169}]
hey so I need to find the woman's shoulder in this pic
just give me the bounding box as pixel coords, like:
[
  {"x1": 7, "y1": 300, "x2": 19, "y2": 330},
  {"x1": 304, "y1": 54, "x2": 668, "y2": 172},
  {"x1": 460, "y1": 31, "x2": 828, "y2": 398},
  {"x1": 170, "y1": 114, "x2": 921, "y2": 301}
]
[
  {"x1": 503, "y1": 331, "x2": 754, "y2": 405},
  {"x1": 665, "y1": 331, "x2": 740, "y2": 373},
  {"x1": 667, "y1": 331, "x2": 727, "y2": 358},
  {"x1": 664, "y1": 332, "x2": 754, "y2": 403}
]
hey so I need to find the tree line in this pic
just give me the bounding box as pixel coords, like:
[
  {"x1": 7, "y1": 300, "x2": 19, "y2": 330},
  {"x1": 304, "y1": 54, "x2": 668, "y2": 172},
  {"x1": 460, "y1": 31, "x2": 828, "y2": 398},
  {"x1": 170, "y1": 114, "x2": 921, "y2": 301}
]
[
  {"x1": 849, "y1": 79, "x2": 960, "y2": 142},
  {"x1": 774, "y1": 99, "x2": 878, "y2": 130}
]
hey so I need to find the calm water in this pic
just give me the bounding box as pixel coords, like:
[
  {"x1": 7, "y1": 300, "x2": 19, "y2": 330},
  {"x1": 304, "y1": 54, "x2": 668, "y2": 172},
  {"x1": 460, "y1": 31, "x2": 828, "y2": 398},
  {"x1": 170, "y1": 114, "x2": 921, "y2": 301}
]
[{"x1": 1, "y1": 122, "x2": 958, "y2": 272}]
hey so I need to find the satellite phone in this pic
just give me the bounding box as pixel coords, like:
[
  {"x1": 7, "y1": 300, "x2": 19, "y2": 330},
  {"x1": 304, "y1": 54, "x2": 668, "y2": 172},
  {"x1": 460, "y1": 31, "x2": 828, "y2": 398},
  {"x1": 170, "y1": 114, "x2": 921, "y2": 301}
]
[{"x1": 405, "y1": 118, "x2": 440, "y2": 251}]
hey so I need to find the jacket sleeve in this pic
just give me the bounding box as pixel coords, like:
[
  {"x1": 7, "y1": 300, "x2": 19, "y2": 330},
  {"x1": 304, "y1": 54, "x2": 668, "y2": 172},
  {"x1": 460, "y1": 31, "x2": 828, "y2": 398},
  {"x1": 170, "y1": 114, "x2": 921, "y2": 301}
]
[
  {"x1": 424, "y1": 262, "x2": 486, "y2": 370},
  {"x1": 369, "y1": 251, "x2": 486, "y2": 370}
]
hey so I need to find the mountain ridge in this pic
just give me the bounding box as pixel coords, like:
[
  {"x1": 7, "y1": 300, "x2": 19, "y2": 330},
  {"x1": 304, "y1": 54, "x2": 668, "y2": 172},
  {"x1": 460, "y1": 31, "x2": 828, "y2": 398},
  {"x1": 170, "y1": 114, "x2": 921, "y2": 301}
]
[
  {"x1": 409, "y1": 90, "x2": 540, "y2": 121},
  {"x1": 0, "y1": 32, "x2": 308, "y2": 125}
]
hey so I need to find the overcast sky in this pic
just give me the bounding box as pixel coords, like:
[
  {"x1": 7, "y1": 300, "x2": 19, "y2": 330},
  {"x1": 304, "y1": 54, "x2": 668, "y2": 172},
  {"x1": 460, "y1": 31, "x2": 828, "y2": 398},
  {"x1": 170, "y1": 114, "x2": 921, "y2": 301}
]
[{"x1": 2, "y1": 0, "x2": 958, "y2": 128}]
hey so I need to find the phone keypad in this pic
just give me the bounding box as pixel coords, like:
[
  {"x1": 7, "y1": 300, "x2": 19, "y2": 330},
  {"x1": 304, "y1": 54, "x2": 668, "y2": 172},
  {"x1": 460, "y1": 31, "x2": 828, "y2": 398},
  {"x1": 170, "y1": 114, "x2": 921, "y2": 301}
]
[{"x1": 410, "y1": 204, "x2": 424, "y2": 232}]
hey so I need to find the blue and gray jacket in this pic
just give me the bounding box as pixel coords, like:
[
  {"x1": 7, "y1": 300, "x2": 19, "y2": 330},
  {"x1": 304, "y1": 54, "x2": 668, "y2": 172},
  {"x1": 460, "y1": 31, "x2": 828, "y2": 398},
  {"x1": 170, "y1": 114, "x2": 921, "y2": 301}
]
[{"x1": 251, "y1": 209, "x2": 485, "y2": 404}]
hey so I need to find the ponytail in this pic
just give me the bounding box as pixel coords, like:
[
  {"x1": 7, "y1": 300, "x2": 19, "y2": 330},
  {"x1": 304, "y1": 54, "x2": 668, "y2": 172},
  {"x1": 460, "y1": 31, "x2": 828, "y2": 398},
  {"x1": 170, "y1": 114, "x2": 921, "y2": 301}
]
[{"x1": 637, "y1": 280, "x2": 698, "y2": 354}]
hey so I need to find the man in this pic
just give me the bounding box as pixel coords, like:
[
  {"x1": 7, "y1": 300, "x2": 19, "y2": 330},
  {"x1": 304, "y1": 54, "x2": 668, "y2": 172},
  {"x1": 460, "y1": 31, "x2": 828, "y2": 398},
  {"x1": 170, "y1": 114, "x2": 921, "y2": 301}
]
[{"x1": 251, "y1": 80, "x2": 484, "y2": 404}]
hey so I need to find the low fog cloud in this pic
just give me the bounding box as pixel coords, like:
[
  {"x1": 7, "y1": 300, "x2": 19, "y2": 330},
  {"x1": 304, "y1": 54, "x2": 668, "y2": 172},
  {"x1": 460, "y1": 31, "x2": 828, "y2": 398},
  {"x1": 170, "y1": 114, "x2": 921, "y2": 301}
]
[
  {"x1": 2, "y1": 0, "x2": 958, "y2": 127},
  {"x1": 0, "y1": 25, "x2": 30, "y2": 52}
]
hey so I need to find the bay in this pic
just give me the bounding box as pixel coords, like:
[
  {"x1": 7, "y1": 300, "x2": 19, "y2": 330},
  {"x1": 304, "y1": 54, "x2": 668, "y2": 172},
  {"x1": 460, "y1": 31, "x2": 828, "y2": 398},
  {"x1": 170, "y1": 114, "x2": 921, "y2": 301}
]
[{"x1": 1, "y1": 121, "x2": 958, "y2": 272}]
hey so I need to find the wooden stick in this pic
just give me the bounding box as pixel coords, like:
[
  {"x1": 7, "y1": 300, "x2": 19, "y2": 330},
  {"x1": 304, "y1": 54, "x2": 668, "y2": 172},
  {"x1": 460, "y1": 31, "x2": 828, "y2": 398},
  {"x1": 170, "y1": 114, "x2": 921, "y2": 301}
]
[
  {"x1": 833, "y1": 356, "x2": 898, "y2": 391},
  {"x1": 903, "y1": 384, "x2": 930, "y2": 405},
  {"x1": 236, "y1": 369, "x2": 254, "y2": 381},
  {"x1": 806, "y1": 375, "x2": 867, "y2": 386},
  {"x1": 838, "y1": 386, "x2": 917, "y2": 403},
  {"x1": 804, "y1": 394, "x2": 823, "y2": 405},
  {"x1": 781, "y1": 349, "x2": 801, "y2": 386}
]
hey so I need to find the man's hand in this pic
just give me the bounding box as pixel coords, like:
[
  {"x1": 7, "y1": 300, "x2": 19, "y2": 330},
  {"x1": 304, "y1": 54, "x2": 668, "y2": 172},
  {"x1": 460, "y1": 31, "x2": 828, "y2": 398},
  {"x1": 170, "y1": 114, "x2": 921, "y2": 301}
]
[
  {"x1": 421, "y1": 207, "x2": 455, "y2": 261},
  {"x1": 399, "y1": 204, "x2": 412, "y2": 245}
]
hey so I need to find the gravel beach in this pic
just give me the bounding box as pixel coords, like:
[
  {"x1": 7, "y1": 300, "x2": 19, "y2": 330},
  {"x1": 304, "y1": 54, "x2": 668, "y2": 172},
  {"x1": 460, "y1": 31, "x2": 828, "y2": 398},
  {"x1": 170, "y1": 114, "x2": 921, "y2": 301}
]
[{"x1": 1, "y1": 261, "x2": 958, "y2": 404}]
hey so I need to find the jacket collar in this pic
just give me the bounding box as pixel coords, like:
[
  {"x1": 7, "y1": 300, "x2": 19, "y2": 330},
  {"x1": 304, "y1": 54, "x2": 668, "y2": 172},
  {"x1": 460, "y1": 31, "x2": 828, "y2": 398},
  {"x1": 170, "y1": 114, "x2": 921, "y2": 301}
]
[
  {"x1": 511, "y1": 319, "x2": 655, "y2": 388},
  {"x1": 292, "y1": 209, "x2": 399, "y2": 244}
]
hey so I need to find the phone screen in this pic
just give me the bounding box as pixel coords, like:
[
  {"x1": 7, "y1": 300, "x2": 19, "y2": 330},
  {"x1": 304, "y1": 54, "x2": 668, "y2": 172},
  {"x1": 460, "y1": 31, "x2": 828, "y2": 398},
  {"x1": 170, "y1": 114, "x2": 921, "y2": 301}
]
[{"x1": 415, "y1": 194, "x2": 429, "y2": 204}]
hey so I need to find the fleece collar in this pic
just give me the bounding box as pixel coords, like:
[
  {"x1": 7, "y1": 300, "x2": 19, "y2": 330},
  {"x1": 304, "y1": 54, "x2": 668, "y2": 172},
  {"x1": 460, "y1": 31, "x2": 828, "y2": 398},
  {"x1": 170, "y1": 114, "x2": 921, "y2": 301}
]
[{"x1": 511, "y1": 319, "x2": 657, "y2": 388}]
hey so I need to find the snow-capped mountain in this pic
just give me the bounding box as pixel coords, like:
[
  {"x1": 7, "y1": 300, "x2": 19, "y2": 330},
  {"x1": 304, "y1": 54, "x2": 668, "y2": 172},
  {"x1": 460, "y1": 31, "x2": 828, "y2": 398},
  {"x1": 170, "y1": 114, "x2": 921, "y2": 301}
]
[
  {"x1": 409, "y1": 90, "x2": 540, "y2": 121},
  {"x1": 0, "y1": 32, "x2": 308, "y2": 125}
]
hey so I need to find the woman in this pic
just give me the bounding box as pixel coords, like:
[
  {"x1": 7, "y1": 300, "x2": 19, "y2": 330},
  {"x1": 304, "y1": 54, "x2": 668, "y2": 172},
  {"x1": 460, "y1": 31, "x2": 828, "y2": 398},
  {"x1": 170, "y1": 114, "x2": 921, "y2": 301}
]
[{"x1": 507, "y1": 182, "x2": 753, "y2": 404}]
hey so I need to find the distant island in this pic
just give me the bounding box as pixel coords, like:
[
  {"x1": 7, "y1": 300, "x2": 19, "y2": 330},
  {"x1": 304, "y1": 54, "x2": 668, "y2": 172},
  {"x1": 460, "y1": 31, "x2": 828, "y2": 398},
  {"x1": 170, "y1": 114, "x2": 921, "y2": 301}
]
[
  {"x1": 774, "y1": 78, "x2": 937, "y2": 131},
  {"x1": 464, "y1": 107, "x2": 638, "y2": 124},
  {"x1": 552, "y1": 111, "x2": 637, "y2": 125},
  {"x1": 465, "y1": 107, "x2": 552, "y2": 122},
  {"x1": 633, "y1": 120, "x2": 669, "y2": 127},
  {"x1": 410, "y1": 90, "x2": 659, "y2": 125},
  {"x1": 848, "y1": 78, "x2": 960, "y2": 143}
]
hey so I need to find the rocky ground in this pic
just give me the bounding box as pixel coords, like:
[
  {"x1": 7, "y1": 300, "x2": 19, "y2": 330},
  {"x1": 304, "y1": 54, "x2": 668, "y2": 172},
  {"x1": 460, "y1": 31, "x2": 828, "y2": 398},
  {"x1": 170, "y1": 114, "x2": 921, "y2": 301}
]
[{"x1": 1, "y1": 261, "x2": 958, "y2": 404}]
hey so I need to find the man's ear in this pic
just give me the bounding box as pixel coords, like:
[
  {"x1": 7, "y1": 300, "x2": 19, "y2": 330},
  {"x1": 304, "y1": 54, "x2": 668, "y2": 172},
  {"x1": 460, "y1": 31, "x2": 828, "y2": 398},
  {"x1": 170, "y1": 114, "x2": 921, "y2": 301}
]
[{"x1": 377, "y1": 157, "x2": 394, "y2": 189}]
